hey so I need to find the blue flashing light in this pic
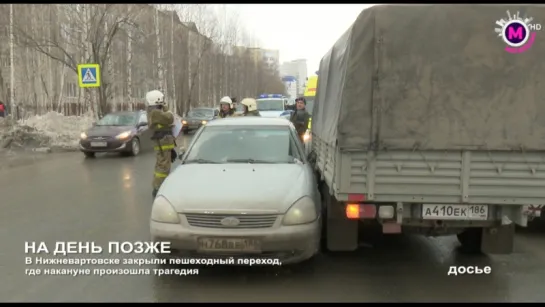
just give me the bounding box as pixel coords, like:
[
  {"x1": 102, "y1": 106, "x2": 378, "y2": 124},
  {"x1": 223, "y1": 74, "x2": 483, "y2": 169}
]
[{"x1": 258, "y1": 94, "x2": 284, "y2": 99}]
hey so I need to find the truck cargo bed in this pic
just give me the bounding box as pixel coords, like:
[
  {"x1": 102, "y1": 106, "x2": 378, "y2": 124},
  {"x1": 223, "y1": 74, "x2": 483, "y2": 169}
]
[{"x1": 314, "y1": 137, "x2": 545, "y2": 205}]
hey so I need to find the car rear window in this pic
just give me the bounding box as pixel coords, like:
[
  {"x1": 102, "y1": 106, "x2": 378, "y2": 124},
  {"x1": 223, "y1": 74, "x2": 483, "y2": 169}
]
[
  {"x1": 96, "y1": 113, "x2": 137, "y2": 126},
  {"x1": 188, "y1": 109, "x2": 214, "y2": 117}
]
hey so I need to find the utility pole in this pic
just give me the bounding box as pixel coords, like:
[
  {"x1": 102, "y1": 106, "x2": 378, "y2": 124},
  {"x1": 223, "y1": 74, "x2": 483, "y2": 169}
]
[{"x1": 9, "y1": 4, "x2": 15, "y2": 118}]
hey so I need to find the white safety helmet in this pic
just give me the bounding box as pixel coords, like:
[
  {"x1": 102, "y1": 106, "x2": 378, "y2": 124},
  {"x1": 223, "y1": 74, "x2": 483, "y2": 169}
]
[
  {"x1": 219, "y1": 96, "x2": 232, "y2": 108},
  {"x1": 241, "y1": 98, "x2": 258, "y2": 112},
  {"x1": 146, "y1": 90, "x2": 165, "y2": 107}
]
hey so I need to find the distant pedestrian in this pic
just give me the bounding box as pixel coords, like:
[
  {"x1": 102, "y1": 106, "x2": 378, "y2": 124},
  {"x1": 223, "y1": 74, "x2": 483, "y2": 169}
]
[{"x1": 0, "y1": 101, "x2": 5, "y2": 118}]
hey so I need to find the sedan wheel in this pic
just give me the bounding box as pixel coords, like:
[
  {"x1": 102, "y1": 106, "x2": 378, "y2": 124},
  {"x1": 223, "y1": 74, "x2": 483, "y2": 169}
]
[{"x1": 129, "y1": 138, "x2": 140, "y2": 156}]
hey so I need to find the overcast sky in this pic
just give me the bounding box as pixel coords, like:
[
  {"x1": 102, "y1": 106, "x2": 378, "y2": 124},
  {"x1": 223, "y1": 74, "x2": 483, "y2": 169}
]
[{"x1": 232, "y1": 4, "x2": 375, "y2": 76}]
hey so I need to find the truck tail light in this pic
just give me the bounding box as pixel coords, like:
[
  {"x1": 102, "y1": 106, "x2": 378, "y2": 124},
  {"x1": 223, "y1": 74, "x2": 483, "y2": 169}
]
[
  {"x1": 345, "y1": 204, "x2": 376, "y2": 219},
  {"x1": 346, "y1": 204, "x2": 360, "y2": 219}
]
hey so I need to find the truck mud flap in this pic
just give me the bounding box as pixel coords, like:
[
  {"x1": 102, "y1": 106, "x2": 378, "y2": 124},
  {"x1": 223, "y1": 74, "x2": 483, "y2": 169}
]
[
  {"x1": 324, "y1": 187, "x2": 358, "y2": 251},
  {"x1": 481, "y1": 224, "x2": 515, "y2": 255}
]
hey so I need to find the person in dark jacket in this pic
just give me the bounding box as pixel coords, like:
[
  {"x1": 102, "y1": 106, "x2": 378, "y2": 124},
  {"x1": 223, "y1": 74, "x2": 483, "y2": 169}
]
[
  {"x1": 289, "y1": 97, "x2": 310, "y2": 143},
  {"x1": 240, "y1": 98, "x2": 261, "y2": 117}
]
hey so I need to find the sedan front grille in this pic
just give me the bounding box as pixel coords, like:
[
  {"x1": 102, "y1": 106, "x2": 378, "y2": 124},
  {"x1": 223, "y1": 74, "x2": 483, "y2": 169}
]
[{"x1": 184, "y1": 213, "x2": 278, "y2": 229}]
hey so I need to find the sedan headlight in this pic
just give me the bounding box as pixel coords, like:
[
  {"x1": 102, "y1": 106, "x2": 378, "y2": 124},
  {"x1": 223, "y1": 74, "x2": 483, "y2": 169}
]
[
  {"x1": 80, "y1": 132, "x2": 87, "y2": 140},
  {"x1": 151, "y1": 196, "x2": 180, "y2": 224},
  {"x1": 182, "y1": 120, "x2": 187, "y2": 125},
  {"x1": 282, "y1": 196, "x2": 318, "y2": 225},
  {"x1": 201, "y1": 120, "x2": 207, "y2": 125},
  {"x1": 115, "y1": 131, "x2": 131, "y2": 140}
]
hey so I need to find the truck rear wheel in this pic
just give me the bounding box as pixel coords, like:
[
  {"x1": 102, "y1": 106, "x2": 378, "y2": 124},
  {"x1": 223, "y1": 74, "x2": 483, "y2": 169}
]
[
  {"x1": 322, "y1": 184, "x2": 358, "y2": 252},
  {"x1": 456, "y1": 228, "x2": 483, "y2": 254}
]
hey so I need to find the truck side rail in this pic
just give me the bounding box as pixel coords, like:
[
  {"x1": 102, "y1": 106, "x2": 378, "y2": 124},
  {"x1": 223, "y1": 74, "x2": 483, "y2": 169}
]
[{"x1": 313, "y1": 139, "x2": 545, "y2": 205}]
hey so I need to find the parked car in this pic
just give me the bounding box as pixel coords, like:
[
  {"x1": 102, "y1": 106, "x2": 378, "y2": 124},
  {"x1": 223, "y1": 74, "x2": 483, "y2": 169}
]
[
  {"x1": 79, "y1": 110, "x2": 152, "y2": 158},
  {"x1": 181, "y1": 107, "x2": 218, "y2": 134},
  {"x1": 150, "y1": 117, "x2": 321, "y2": 265}
]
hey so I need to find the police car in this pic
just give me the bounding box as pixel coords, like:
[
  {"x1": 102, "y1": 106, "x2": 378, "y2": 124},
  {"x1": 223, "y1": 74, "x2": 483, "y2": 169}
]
[{"x1": 256, "y1": 94, "x2": 292, "y2": 118}]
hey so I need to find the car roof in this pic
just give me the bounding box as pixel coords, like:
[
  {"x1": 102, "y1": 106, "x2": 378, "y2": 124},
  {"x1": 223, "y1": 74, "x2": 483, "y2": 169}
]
[{"x1": 207, "y1": 117, "x2": 291, "y2": 127}]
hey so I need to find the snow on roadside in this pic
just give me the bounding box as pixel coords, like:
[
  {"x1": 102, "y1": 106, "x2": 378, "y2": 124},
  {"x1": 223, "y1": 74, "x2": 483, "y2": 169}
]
[
  {"x1": 20, "y1": 111, "x2": 95, "y2": 150},
  {"x1": 0, "y1": 111, "x2": 95, "y2": 151}
]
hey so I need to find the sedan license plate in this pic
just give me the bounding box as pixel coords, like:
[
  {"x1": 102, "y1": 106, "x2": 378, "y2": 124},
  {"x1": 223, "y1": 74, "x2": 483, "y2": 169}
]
[
  {"x1": 422, "y1": 204, "x2": 488, "y2": 220},
  {"x1": 90, "y1": 141, "x2": 107, "y2": 147},
  {"x1": 197, "y1": 238, "x2": 261, "y2": 253}
]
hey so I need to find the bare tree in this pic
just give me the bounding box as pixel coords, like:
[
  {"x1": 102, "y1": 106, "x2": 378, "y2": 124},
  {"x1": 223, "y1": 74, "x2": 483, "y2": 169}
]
[
  {"x1": 174, "y1": 4, "x2": 219, "y2": 113},
  {"x1": 14, "y1": 4, "x2": 144, "y2": 117},
  {"x1": 3, "y1": 4, "x2": 288, "y2": 118}
]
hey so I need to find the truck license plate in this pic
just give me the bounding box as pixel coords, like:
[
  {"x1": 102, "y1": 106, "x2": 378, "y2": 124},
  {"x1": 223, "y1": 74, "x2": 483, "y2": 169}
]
[
  {"x1": 422, "y1": 204, "x2": 488, "y2": 220},
  {"x1": 90, "y1": 141, "x2": 107, "y2": 147}
]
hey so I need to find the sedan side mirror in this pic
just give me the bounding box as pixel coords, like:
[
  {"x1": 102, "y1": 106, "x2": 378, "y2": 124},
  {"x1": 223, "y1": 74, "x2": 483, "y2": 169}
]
[{"x1": 177, "y1": 148, "x2": 186, "y2": 160}]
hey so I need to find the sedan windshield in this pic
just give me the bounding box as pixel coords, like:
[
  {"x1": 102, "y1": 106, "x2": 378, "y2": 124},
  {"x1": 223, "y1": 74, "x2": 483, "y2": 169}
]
[
  {"x1": 256, "y1": 99, "x2": 285, "y2": 111},
  {"x1": 96, "y1": 113, "x2": 137, "y2": 126},
  {"x1": 184, "y1": 126, "x2": 302, "y2": 164},
  {"x1": 188, "y1": 109, "x2": 214, "y2": 118}
]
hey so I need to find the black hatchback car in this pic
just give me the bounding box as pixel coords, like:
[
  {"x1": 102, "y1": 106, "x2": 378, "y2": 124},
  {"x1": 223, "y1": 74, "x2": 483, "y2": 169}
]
[
  {"x1": 181, "y1": 107, "x2": 219, "y2": 134},
  {"x1": 79, "y1": 110, "x2": 153, "y2": 158}
]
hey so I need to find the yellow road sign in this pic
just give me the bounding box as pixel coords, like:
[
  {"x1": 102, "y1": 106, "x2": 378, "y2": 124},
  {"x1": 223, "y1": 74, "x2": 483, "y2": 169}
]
[{"x1": 77, "y1": 64, "x2": 101, "y2": 88}]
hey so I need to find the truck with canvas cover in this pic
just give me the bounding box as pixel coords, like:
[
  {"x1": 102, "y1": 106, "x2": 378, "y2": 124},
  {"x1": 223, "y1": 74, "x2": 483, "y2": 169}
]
[{"x1": 310, "y1": 4, "x2": 545, "y2": 255}]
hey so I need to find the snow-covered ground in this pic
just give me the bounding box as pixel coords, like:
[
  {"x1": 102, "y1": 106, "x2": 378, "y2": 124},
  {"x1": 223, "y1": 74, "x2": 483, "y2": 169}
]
[{"x1": 0, "y1": 112, "x2": 94, "y2": 152}]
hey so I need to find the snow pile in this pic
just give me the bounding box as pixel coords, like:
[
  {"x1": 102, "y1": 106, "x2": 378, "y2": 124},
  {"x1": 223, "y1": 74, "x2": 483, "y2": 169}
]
[
  {"x1": 0, "y1": 111, "x2": 95, "y2": 151},
  {"x1": 20, "y1": 111, "x2": 95, "y2": 150}
]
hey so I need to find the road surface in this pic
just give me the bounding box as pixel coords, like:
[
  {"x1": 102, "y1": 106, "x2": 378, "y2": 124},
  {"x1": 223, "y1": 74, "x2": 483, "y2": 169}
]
[{"x1": 1, "y1": 133, "x2": 545, "y2": 302}]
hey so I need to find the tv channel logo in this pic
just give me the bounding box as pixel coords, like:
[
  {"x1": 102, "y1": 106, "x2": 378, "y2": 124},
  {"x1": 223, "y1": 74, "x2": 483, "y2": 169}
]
[{"x1": 494, "y1": 10, "x2": 541, "y2": 53}]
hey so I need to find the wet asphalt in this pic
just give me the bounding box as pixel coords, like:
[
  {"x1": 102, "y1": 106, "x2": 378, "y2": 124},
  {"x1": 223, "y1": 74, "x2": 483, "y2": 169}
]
[{"x1": 1, "y1": 133, "x2": 545, "y2": 302}]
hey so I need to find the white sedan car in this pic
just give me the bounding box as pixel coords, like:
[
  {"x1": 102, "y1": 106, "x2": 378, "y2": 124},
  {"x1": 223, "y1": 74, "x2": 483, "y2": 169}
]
[{"x1": 150, "y1": 117, "x2": 322, "y2": 265}]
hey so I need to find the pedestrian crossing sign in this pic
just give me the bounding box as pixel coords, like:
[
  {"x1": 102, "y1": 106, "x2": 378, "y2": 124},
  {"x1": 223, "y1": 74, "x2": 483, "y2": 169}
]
[{"x1": 77, "y1": 64, "x2": 101, "y2": 88}]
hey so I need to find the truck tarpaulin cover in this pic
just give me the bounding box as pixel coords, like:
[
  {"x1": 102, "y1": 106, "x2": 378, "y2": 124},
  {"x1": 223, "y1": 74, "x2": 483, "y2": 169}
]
[{"x1": 314, "y1": 4, "x2": 545, "y2": 151}]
